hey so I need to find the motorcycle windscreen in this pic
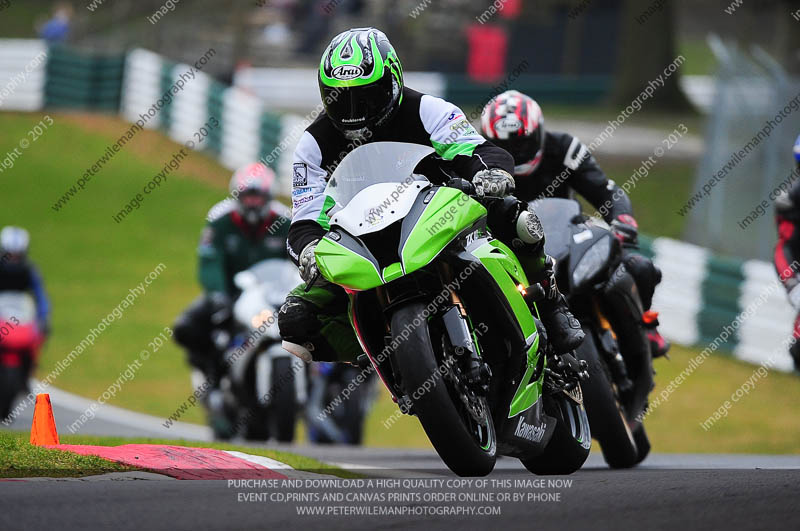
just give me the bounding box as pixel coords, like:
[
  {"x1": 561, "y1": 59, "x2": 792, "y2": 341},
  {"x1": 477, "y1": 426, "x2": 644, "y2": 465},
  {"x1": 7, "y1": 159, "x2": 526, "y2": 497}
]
[
  {"x1": 233, "y1": 259, "x2": 301, "y2": 306},
  {"x1": 232, "y1": 259, "x2": 300, "y2": 334},
  {"x1": 324, "y1": 142, "x2": 435, "y2": 237},
  {"x1": 529, "y1": 198, "x2": 581, "y2": 262}
]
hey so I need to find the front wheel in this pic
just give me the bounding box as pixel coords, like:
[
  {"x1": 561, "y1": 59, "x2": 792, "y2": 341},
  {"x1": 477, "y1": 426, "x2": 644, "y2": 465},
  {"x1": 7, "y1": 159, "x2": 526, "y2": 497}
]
[
  {"x1": 633, "y1": 424, "x2": 651, "y2": 465},
  {"x1": 244, "y1": 357, "x2": 298, "y2": 442},
  {"x1": 520, "y1": 390, "x2": 591, "y2": 475},
  {"x1": 391, "y1": 303, "x2": 496, "y2": 477},
  {"x1": 337, "y1": 367, "x2": 370, "y2": 445},
  {"x1": 268, "y1": 357, "x2": 297, "y2": 442}
]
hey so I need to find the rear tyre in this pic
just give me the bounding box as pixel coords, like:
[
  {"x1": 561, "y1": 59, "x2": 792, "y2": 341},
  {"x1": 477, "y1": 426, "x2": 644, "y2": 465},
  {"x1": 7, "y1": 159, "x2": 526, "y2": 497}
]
[
  {"x1": 0, "y1": 366, "x2": 22, "y2": 421},
  {"x1": 520, "y1": 391, "x2": 591, "y2": 475},
  {"x1": 574, "y1": 329, "x2": 639, "y2": 469},
  {"x1": 391, "y1": 303, "x2": 496, "y2": 477}
]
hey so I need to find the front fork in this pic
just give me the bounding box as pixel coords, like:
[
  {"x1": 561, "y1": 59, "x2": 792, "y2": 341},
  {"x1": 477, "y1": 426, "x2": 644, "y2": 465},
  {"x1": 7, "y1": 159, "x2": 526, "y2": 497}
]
[{"x1": 441, "y1": 306, "x2": 491, "y2": 394}]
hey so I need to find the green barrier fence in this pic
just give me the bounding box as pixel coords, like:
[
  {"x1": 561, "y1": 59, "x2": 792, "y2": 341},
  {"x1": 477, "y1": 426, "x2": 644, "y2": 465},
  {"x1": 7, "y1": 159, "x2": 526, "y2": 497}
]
[{"x1": 44, "y1": 45, "x2": 125, "y2": 111}]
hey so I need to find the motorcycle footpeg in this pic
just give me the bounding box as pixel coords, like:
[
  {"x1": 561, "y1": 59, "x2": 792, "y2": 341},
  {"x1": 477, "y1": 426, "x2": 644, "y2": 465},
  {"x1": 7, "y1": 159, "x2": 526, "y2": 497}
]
[
  {"x1": 543, "y1": 368, "x2": 566, "y2": 393},
  {"x1": 577, "y1": 359, "x2": 589, "y2": 381},
  {"x1": 554, "y1": 351, "x2": 583, "y2": 376}
]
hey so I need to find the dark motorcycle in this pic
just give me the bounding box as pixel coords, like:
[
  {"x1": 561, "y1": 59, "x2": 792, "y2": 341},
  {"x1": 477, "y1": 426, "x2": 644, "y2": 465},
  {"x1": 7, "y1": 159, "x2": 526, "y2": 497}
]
[{"x1": 532, "y1": 198, "x2": 653, "y2": 468}]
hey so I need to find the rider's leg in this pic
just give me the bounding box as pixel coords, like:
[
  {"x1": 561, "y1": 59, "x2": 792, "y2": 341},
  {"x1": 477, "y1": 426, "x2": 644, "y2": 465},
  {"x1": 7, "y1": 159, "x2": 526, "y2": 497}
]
[
  {"x1": 622, "y1": 251, "x2": 670, "y2": 358},
  {"x1": 486, "y1": 197, "x2": 584, "y2": 352},
  {"x1": 278, "y1": 283, "x2": 362, "y2": 363},
  {"x1": 173, "y1": 294, "x2": 229, "y2": 386},
  {"x1": 622, "y1": 253, "x2": 660, "y2": 310}
]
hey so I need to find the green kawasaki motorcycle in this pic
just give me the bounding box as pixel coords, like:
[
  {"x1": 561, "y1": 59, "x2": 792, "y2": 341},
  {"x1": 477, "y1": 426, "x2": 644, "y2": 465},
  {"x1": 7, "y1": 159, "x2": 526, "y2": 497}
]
[{"x1": 314, "y1": 142, "x2": 591, "y2": 477}]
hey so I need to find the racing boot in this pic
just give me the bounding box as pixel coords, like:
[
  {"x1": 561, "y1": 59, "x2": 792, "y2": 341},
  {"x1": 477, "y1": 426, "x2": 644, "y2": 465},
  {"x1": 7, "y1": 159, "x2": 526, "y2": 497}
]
[
  {"x1": 513, "y1": 210, "x2": 584, "y2": 353},
  {"x1": 538, "y1": 289, "x2": 585, "y2": 353},
  {"x1": 643, "y1": 310, "x2": 670, "y2": 359}
]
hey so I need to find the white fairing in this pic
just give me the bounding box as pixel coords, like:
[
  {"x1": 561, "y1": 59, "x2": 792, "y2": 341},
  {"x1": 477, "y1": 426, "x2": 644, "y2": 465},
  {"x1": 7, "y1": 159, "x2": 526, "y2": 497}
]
[{"x1": 330, "y1": 180, "x2": 430, "y2": 237}]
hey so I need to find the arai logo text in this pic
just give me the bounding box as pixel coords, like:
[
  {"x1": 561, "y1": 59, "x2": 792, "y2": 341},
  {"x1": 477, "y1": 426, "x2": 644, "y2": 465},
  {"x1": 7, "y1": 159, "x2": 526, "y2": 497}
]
[
  {"x1": 332, "y1": 65, "x2": 365, "y2": 80},
  {"x1": 496, "y1": 116, "x2": 523, "y2": 133}
]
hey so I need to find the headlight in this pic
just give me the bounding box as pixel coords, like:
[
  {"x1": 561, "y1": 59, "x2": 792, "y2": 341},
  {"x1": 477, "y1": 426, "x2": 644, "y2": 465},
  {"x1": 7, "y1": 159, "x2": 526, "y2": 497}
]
[
  {"x1": 251, "y1": 309, "x2": 275, "y2": 329},
  {"x1": 572, "y1": 236, "x2": 611, "y2": 288}
]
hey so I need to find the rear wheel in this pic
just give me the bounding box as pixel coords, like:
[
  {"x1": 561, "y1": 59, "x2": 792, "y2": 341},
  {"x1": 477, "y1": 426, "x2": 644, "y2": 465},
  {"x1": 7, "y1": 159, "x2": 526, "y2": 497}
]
[
  {"x1": 391, "y1": 303, "x2": 496, "y2": 477},
  {"x1": 520, "y1": 390, "x2": 591, "y2": 475},
  {"x1": 574, "y1": 329, "x2": 639, "y2": 469}
]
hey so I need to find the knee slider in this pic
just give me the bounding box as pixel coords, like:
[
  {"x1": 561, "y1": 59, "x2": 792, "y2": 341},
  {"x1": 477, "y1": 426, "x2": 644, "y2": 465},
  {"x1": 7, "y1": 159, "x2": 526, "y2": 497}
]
[
  {"x1": 278, "y1": 296, "x2": 323, "y2": 341},
  {"x1": 278, "y1": 297, "x2": 340, "y2": 363}
]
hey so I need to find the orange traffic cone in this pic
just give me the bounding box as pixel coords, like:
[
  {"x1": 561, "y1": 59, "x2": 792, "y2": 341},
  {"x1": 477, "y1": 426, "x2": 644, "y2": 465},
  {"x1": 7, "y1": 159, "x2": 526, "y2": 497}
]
[{"x1": 30, "y1": 394, "x2": 59, "y2": 446}]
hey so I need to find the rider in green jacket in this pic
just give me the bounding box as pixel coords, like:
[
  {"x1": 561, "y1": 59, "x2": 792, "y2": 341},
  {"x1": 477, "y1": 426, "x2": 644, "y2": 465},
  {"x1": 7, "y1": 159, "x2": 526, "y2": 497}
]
[{"x1": 174, "y1": 163, "x2": 290, "y2": 384}]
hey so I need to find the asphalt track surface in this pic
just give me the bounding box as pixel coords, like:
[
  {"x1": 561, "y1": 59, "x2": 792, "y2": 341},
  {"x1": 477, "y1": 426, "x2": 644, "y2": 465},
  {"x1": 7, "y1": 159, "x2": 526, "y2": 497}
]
[
  {"x1": 3, "y1": 387, "x2": 799, "y2": 530},
  {"x1": 2, "y1": 441, "x2": 798, "y2": 530}
]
